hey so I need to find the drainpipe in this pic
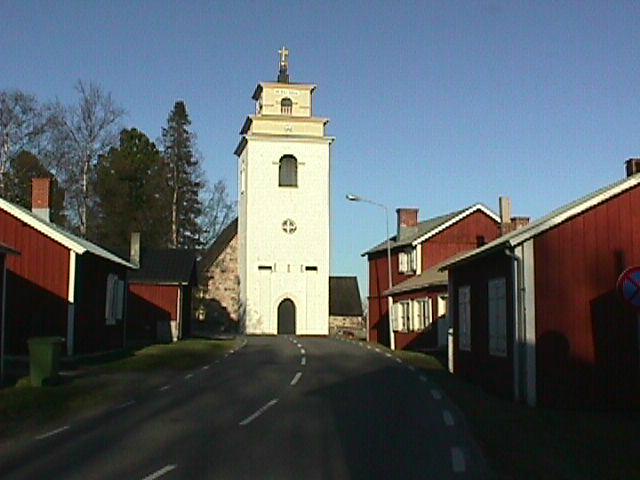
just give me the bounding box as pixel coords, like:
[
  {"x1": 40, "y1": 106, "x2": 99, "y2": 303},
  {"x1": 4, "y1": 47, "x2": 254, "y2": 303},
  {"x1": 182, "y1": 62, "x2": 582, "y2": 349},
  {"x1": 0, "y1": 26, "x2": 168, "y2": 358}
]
[{"x1": 504, "y1": 247, "x2": 526, "y2": 402}]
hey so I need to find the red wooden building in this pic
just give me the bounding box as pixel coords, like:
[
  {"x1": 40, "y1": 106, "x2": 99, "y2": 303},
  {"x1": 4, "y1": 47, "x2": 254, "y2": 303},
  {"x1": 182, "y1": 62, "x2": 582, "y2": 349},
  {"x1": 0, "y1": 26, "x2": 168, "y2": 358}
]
[
  {"x1": 442, "y1": 160, "x2": 640, "y2": 408},
  {"x1": 364, "y1": 204, "x2": 502, "y2": 350},
  {"x1": 127, "y1": 244, "x2": 197, "y2": 343},
  {"x1": 0, "y1": 179, "x2": 134, "y2": 356}
]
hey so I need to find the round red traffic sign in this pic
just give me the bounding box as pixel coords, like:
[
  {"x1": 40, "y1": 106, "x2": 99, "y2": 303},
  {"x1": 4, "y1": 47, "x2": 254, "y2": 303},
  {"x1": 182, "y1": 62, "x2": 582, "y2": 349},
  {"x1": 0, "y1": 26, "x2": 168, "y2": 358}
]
[{"x1": 617, "y1": 266, "x2": 640, "y2": 309}]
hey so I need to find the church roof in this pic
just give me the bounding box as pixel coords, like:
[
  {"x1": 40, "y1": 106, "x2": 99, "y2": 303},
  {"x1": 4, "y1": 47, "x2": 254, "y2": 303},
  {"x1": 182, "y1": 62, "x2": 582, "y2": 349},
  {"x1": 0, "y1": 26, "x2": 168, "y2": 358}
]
[
  {"x1": 198, "y1": 218, "x2": 238, "y2": 277},
  {"x1": 329, "y1": 276, "x2": 363, "y2": 317}
]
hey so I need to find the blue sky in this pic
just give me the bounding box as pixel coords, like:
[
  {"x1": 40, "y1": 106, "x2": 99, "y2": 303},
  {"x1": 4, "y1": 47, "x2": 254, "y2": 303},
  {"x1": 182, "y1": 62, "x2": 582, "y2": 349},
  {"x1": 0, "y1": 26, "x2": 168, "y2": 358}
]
[{"x1": 3, "y1": 1, "x2": 640, "y2": 297}]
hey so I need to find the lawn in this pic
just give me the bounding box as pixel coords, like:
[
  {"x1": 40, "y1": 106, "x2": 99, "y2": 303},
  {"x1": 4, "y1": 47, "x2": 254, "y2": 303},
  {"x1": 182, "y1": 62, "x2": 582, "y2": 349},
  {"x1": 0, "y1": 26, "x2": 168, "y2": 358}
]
[
  {"x1": 0, "y1": 338, "x2": 239, "y2": 439},
  {"x1": 394, "y1": 349, "x2": 640, "y2": 480}
]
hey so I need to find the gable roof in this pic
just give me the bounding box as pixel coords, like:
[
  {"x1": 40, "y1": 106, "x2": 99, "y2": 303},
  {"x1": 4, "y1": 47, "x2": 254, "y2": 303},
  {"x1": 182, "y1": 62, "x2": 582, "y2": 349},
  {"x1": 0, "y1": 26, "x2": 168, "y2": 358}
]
[
  {"x1": 129, "y1": 249, "x2": 197, "y2": 285},
  {"x1": 198, "y1": 218, "x2": 238, "y2": 277},
  {"x1": 384, "y1": 267, "x2": 448, "y2": 296},
  {"x1": 440, "y1": 173, "x2": 640, "y2": 270},
  {"x1": 329, "y1": 276, "x2": 363, "y2": 317},
  {"x1": 0, "y1": 198, "x2": 135, "y2": 268},
  {"x1": 363, "y1": 204, "x2": 499, "y2": 256}
]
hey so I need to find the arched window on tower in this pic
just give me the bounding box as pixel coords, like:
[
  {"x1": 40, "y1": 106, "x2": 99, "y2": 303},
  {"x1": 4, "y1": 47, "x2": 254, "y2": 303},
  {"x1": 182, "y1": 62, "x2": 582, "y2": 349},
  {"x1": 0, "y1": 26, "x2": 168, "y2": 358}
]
[
  {"x1": 281, "y1": 97, "x2": 292, "y2": 115},
  {"x1": 279, "y1": 155, "x2": 297, "y2": 187}
]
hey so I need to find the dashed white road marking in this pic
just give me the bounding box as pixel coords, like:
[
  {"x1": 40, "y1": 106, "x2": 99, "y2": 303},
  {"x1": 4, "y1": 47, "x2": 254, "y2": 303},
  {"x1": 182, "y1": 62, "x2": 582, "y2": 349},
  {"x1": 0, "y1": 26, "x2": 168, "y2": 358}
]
[
  {"x1": 419, "y1": 375, "x2": 427, "y2": 383},
  {"x1": 290, "y1": 371, "x2": 303, "y2": 386},
  {"x1": 201, "y1": 365, "x2": 210, "y2": 370},
  {"x1": 375, "y1": 348, "x2": 381, "y2": 353},
  {"x1": 159, "y1": 384, "x2": 171, "y2": 391},
  {"x1": 408, "y1": 365, "x2": 416, "y2": 372},
  {"x1": 395, "y1": 357, "x2": 402, "y2": 364},
  {"x1": 184, "y1": 373, "x2": 194, "y2": 380},
  {"x1": 229, "y1": 350, "x2": 235, "y2": 354},
  {"x1": 215, "y1": 360, "x2": 221, "y2": 364},
  {"x1": 300, "y1": 348, "x2": 306, "y2": 355},
  {"x1": 239, "y1": 399, "x2": 279, "y2": 426},
  {"x1": 301, "y1": 356, "x2": 306, "y2": 366},
  {"x1": 443, "y1": 410, "x2": 455, "y2": 426},
  {"x1": 451, "y1": 447, "x2": 466, "y2": 473},
  {"x1": 114, "y1": 400, "x2": 136, "y2": 410},
  {"x1": 366, "y1": 345, "x2": 372, "y2": 350},
  {"x1": 35, "y1": 425, "x2": 69, "y2": 440},
  {"x1": 141, "y1": 464, "x2": 177, "y2": 480},
  {"x1": 431, "y1": 389, "x2": 443, "y2": 400},
  {"x1": 385, "y1": 353, "x2": 392, "y2": 358}
]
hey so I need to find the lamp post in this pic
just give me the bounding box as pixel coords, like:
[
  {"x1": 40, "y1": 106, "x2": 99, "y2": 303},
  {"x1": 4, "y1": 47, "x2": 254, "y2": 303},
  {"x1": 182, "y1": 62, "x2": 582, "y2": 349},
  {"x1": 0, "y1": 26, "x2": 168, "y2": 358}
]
[{"x1": 346, "y1": 194, "x2": 395, "y2": 350}]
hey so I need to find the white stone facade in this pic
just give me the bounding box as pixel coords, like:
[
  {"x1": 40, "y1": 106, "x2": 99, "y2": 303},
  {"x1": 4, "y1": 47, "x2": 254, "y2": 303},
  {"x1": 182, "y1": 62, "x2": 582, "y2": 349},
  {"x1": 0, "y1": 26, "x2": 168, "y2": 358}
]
[{"x1": 236, "y1": 68, "x2": 333, "y2": 336}]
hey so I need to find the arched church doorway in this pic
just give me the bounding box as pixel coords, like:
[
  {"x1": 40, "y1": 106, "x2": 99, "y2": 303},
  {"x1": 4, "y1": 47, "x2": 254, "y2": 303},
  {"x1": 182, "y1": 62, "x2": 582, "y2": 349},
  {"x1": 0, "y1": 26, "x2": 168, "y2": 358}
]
[{"x1": 277, "y1": 299, "x2": 296, "y2": 334}]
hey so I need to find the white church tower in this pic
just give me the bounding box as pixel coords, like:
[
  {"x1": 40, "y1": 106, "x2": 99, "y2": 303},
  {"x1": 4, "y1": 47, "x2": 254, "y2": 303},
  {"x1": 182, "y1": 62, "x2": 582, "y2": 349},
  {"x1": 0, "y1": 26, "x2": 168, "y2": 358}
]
[{"x1": 235, "y1": 47, "x2": 333, "y2": 335}]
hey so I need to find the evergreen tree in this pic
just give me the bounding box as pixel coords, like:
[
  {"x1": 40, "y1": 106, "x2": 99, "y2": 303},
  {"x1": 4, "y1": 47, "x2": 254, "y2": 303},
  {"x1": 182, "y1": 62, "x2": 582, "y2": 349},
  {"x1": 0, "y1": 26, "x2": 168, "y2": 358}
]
[
  {"x1": 95, "y1": 128, "x2": 171, "y2": 250},
  {"x1": 6, "y1": 150, "x2": 65, "y2": 224},
  {"x1": 161, "y1": 101, "x2": 204, "y2": 249}
]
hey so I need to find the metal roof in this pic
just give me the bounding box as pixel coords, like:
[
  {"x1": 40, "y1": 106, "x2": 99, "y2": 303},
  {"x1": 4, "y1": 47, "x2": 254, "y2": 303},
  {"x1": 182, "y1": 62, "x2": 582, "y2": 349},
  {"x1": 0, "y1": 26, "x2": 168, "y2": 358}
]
[
  {"x1": 384, "y1": 268, "x2": 448, "y2": 296},
  {"x1": 129, "y1": 249, "x2": 197, "y2": 285},
  {"x1": 0, "y1": 198, "x2": 135, "y2": 268},
  {"x1": 363, "y1": 204, "x2": 499, "y2": 256},
  {"x1": 440, "y1": 172, "x2": 640, "y2": 270}
]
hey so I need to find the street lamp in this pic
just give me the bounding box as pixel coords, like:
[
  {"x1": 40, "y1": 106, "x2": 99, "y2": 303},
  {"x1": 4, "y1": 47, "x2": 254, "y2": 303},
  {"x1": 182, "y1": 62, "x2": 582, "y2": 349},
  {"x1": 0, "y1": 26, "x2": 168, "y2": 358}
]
[{"x1": 346, "y1": 193, "x2": 395, "y2": 350}]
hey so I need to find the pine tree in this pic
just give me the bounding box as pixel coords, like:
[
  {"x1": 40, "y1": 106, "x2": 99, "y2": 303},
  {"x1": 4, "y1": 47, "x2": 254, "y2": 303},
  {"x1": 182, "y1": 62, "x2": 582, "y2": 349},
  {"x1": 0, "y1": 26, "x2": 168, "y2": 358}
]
[
  {"x1": 95, "y1": 129, "x2": 171, "y2": 250},
  {"x1": 161, "y1": 101, "x2": 204, "y2": 249}
]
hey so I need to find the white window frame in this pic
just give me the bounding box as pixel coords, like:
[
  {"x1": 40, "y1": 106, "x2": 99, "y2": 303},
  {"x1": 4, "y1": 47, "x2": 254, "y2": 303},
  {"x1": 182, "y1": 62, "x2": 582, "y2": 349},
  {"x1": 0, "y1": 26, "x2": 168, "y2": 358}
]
[
  {"x1": 398, "y1": 301, "x2": 411, "y2": 332},
  {"x1": 458, "y1": 286, "x2": 471, "y2": 351},
  {"x1": 105, "y1": 274, "x2": 125, "y2": 325},
  {"x1": 488, "y1": 277, "x2": 507, "y2": 357},
  {"x1": 398, "y1": 248, "x2": 417, "y2": 274},
  {"x1": 413, "y1": 298, "x2": 432, "y2": 331}
]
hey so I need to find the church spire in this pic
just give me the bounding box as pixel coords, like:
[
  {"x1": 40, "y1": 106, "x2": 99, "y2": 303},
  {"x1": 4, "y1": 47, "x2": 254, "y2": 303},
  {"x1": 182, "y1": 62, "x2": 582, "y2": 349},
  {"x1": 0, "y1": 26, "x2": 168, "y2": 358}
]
[{"x1": 277, "y1": 46, "x2": 290, "y2": 83}]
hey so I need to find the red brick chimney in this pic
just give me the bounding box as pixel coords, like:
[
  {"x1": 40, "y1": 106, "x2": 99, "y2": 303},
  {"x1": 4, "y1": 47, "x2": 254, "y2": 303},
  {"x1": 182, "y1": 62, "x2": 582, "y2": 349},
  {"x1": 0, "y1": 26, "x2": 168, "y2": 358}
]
[
  {"x1": 396, "y1": 208, "x2": 419, "y2": 238},
  {"x1": 31, "y1": 178, "x2": 52, "y2": 222},
  {"x1": 626, "y1": 158, "x2": 640, "y2": 178}
]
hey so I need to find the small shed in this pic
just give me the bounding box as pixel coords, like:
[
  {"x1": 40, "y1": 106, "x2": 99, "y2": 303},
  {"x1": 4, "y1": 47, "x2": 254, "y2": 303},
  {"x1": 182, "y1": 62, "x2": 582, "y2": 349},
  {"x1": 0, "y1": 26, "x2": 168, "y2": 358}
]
[
  {"x1": 0, "y1": 181, "x2": 133, "y2": 356},
  {"x1": 329, "y1": 276, "x2": 364, "y2": 338},
  {"x1": 127, "y1": 249, "x2": 197, "y2": 343},
  {"x1": 441, "y1": 160, "x2": 640, "y2": 408}
]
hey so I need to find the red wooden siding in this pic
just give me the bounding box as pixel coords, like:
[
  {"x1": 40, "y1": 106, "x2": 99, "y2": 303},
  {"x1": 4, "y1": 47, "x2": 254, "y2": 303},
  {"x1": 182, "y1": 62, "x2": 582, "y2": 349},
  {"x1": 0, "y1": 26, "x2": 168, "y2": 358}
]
[
  {"x1": 367, "y1": 208, "x2": 500, "y2": 348},
  {"x1": 534, "y1": 186, "x2": 640, "y2": 408},
  {"x1": 74, "y1": 254, "x2": 127, "y2": 354},
  {"x1": 450, "y1": 252, "x2": 514, "y2": 399},
  {"x1": 422, "y1": 211, "x2": 500, "y2": 270},
  {"x1": 391, "y1": 288, "x2": 447, "y2": 350},
  {"x1": 128, "y1": 284, "x2": 179, "y2": 341},
  {"x1": 0, "y1": 209, "x2": 70, "y2": 354}
]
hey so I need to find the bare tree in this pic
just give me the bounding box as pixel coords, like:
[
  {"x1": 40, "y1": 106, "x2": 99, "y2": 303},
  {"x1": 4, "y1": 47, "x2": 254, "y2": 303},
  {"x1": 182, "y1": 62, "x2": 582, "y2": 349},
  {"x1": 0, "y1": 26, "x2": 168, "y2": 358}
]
[
  {"x1": 201, "y1": 179, "x2": 235, "y2": 246},
  {"x1": 0, "y1": 90, "x2": 51, "y2": 196},
  {"x1": 51, "y1": 81, "x2": 124, "y2": 237}
]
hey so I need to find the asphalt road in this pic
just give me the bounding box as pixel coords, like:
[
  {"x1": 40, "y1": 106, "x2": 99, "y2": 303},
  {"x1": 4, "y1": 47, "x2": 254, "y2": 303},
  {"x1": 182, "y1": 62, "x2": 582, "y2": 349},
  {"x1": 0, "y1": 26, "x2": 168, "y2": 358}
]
[{"x1": 0, "y1": 336, "x2": 489, "y2": 479}]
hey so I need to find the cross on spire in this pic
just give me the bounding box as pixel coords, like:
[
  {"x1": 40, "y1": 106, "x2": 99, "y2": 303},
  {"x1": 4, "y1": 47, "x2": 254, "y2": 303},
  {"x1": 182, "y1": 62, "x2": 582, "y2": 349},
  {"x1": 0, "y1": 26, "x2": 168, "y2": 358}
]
[{"x1": 278, "y1": 46, "x2": 290, "y2": 83}]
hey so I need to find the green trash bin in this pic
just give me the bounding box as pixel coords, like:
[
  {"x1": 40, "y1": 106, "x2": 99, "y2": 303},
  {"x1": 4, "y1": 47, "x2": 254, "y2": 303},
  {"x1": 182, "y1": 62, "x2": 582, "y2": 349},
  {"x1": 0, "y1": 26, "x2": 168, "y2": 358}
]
[{"x1": 27, "y1": 337, "x2": 65, "y2": 386}]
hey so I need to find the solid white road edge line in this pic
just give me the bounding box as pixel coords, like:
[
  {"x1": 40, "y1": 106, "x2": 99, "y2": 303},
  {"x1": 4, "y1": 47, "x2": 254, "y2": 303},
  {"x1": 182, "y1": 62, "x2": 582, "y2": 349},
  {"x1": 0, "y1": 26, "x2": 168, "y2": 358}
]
[
  {"x1": 141, "y1": 464, "x2": 177, "y2": 480},
  {"x1": 290, "y1": 371, "x2": 302, "y2": 386},
  {"x1": 431, "y1": 389, "x2": 443, "y2": 400},
  {"x1": 35, "y1": 425, "x2": 69, "y2": 440},
  {"x1": 443, "y1": 410, "x2": 455, "y2": 426},
  {"x1": 239, "y1": 398, "x2": 279, "y2": 426},
  {"x1": 301, "y1": 356, "x2": 306, "y2": 365},
  {"x1": 451, "y1": 447, "x2": 466, "y2": 473}
]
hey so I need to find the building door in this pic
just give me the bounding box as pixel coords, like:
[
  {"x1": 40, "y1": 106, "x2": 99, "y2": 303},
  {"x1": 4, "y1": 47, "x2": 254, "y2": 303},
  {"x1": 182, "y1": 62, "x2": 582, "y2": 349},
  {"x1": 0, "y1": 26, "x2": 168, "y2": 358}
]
[{"x1": 278, "y1": 299, "x2": 296, "y2": 334}]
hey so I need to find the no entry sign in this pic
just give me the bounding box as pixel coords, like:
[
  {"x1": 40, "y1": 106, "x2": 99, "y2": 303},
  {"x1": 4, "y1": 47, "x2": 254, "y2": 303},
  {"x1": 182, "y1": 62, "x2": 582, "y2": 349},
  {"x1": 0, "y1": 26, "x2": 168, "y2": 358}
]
[{"x1": 617, "y1": 267, "x2": 640, "y2": 309}]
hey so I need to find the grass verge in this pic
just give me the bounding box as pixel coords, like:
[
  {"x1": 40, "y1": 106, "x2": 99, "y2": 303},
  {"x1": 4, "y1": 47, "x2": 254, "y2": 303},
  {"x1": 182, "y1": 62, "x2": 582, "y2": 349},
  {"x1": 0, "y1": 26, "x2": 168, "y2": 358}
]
[
  {"x1": 394, "y1": 349, "x2": 640, "y2": 480},
  {"x1": 0, "y1": 338, "x2": 239, "y2": 439}
]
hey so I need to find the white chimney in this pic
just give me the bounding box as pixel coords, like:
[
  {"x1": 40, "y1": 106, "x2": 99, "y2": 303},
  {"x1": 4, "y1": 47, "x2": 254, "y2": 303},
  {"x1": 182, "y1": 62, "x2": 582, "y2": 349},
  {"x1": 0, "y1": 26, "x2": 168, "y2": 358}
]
[{"x1": 130, "y1": 232, "x2": 140, "y2": 267}]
